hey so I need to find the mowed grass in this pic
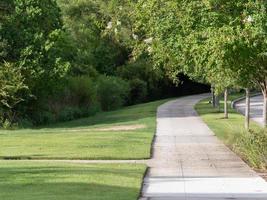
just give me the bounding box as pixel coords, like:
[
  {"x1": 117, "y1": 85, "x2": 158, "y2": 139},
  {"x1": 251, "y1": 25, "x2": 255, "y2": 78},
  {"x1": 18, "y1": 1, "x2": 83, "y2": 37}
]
[
  {"x1": 0, "y1": 99, "x2": 169, "y2": 160},
  {"x1": 0, "y1": 161, "x2": 146, "y2": 200}
]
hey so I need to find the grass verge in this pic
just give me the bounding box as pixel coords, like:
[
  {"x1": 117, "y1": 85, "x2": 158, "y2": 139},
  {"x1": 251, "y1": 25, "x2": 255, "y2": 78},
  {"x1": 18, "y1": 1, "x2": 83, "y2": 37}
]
[
  {"x1": 0, "y1": 99, "x2": 169, "y2": 160},
  {"x1": 0, "y1": 161, "x2": 146, "y2": 200},
  {"x1": 195, "y1": 93, "x2": 267, "y2": 170}
]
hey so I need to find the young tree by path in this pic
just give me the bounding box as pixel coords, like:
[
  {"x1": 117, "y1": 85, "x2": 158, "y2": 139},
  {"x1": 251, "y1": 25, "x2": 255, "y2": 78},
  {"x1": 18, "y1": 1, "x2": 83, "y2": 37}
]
[
  {"x1": 226, "y1": 1, "x2": 267, "y2": 127},
  {"x1": 245, "y1": 88, "x2": 251, "y2": 130}
]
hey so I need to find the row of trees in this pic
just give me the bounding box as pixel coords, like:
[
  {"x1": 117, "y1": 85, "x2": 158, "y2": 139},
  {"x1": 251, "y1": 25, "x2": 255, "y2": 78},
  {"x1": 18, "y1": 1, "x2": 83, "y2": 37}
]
[{"x1": 121, "y1": 0, "x2": 267, "y2": 128}]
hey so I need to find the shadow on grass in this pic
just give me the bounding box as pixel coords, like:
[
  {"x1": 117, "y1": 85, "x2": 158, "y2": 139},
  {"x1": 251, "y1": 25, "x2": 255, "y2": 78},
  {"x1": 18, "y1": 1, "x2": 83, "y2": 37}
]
[
  {"x1": 0, "y1": 182, "x2": 140, "y2": 200},
  {"x1": 0, "y1": 164, "x2": 144, "y2": 200}
]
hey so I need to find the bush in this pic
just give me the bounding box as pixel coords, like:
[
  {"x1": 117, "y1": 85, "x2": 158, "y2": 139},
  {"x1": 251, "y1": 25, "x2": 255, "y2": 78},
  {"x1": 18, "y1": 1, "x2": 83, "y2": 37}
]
[
  {"x1": 42, "y1": 76, "x2": 99, "y2": 123},
  {"x1": 0, "y1": 62, "x2": 30, "y2": 127},
  {"x1": 66, "y1": 76, "x2": 97, "y2": 107},
  {"x1": 18, "y1": 118, "x2": 33, "y2": 128},
  {"x1": 16, "y1": 75, "x2": 130, "y2": 125},
  {"x1": 97, "y1": 75, "x2": 130, "y2": 111},
  {"x1": 116, "y1": 58, "x2": 167, "y2": 101},
  {"x1": 128, "y1": 78, "x2": 148, "y2": 105},
  {"x1": 58, "y1": 106, "x2": 82, "y2": 121},
  {"x1": 233, "y1": 129, "x2": 267, "y2": 170},
  {"x1": 34, "y1": 111, "x2": 56, "y2": 125}
]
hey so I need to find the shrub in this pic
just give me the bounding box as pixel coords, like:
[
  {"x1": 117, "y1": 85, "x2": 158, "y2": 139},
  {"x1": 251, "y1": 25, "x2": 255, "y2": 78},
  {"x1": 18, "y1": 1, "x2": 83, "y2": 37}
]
[
  {"x1": 116, "y1": 58, "x2": 166, "y2": 101},
  {"x1": 97, "y1": 75, "x2": 130, "y2": 111},
  {"x1": 18, "y1": 118, "x2": 33, "y2": 128},
  {"x1": 66, "y1": 76, "x2": 97, "y2": 107},
  {"x1": 233, "y1": 129, "x2": 267, "y2": 170},
  {"x1": 34, "y1": 111, "x2": 56, "y2": 125},
  {"x1": 128, "y1": 78, "x2": 148, "y2": 105},
  {"x1": 40, "y1": 76, "x2": 99, "y2": 123},
  {"x1": 0, "y1": 62, "x2": 30, "y2": 128},
  {"x1": 26, "y1": 76, "x2": 101, "y2": 125},
  {"x1": 58, "y1": 106, "x2": 82, "y2": 122}
]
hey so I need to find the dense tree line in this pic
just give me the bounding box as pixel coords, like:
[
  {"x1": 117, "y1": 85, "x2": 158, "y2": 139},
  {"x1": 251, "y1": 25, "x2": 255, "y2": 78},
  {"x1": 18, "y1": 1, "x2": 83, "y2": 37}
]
[{"x1": 0, "y1": 0, "x2": 209, "y2": 128}]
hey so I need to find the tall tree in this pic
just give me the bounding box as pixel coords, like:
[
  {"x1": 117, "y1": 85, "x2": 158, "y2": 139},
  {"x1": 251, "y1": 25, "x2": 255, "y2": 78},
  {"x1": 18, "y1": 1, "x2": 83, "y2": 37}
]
[
  {"x1": 0, "y1": 0, "x2": 70, "y2": 125},
  {"x1": 221, "y1": 1, "x2": 267, "y2": 126},
  {"x1": 1, "y1": 0, "x2": 70, "y2": 96}
]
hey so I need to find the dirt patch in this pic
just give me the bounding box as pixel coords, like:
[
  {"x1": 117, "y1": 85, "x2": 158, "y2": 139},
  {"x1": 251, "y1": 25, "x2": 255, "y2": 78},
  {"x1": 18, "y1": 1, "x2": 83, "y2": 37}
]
[
  {"x1": 94, "y1": 124, "x2": 146, "y2": 131},
  {"x1": 40, "y1": 124, "x2": 146, "y2": 133}
]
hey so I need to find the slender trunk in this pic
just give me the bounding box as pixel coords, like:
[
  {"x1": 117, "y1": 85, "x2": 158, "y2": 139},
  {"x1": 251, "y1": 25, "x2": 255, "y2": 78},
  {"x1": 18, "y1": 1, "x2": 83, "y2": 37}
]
[
  {"x1": 224, "y1": 88, "x2": 228, "y2": 119},
  {"x1": 215, "y1": 95, "x2": 220, "y2": 111},
  {"x1": 211, "y1": 86, "x2": 216, "y2": 108},
  {"x1": 263, "y1": 90, "x2": 267, "y2": 127},
  {"x1": 245, "y1": 88, "x2": 250, "y2": 130}
]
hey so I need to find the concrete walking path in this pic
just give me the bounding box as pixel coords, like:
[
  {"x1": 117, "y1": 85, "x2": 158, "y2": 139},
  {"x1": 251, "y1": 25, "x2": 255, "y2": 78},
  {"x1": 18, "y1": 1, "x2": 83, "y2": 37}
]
[
  {"x1": 234, "y1": 94, "x2": 264, "y2": 127},
  {"x1": 140, "y1": 94, "x2": 267, "y2": 200}
]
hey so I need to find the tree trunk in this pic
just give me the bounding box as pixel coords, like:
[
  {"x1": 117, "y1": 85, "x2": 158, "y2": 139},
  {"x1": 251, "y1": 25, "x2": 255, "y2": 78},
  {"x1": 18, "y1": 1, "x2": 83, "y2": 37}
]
[
  {"x1": 215, "y1": 95, "x2": 220, "y2": 111},
  {"x1": 245, "y1": 88, "x2": 250, "y2": 130},
  {"x1": 211, "y1": 86, "x2": 216, "y2": 108},
  {"x1": 224, "y1": 88, "x2": 228, "y2": 119},
  {"x1": 263, "y1": 90, "x2": 267, "y2": 127}
]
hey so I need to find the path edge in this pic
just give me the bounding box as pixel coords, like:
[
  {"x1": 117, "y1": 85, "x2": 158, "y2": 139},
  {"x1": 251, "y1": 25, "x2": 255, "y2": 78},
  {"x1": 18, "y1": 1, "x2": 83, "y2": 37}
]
[{"x1": 231, "y1": 92, "x2": 262, "y2": 109}]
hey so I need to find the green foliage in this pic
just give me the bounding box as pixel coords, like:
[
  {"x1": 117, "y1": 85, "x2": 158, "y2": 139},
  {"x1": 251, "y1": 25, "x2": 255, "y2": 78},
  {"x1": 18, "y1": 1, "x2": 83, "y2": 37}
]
[
  {"x1": 0, "y1": 0, "x2": 75, "y2": 125},
  {"x1": 58, "y1": 106, "x2": 83, "y2": 122},
  {"x1": 97, "y1": 75, "x2": 130, "y2": 111},
  {"x1": 0, "y1": 1, "x2": 12, "y2": 61},
  {"x1": 34, "y1": 111, "x2": 56, "y2": 125},
  {"x1": 2, "y1": 0, "x2": 70, "y2": 95},
  {"x1": 234, "y1": 129, "x2": 267, "y2": 169},
  {"x1": 58, "y1": 0, "x2": 129, "y2": 76},
  {"x1": 18, "y1": 118, "x2": 33, "y2": 128},
  {"x1": 116, "y1": 57, "x2": 166, "y2": 100},
  {"x1": 1, "y1": 0, "x2": 197, "y2": 126},
  {"x1": 128, "y1": 78, "x2": 148, "y2": 105},
  {"x1": 0, "y1": 62, "x2": 29, "y2": 127},
  {"x1": 132, "y1": 0, "x2": 267, "y2": 90},
  {"x1": 32, "y1": 76, "x2": 100, "y2": 124},
  {"x1": 132, "y1": 0, "x2": 267, "y2": 126},
  {"x1": 0, "y1": 1, "x2": 13, "y2": 20},
  {"x1": 67, "y1": 76, "x2": 97, "y2": 108},
  {"x1": 54, "y1": 76, "x2": 100, "y2": 122},
  {"x1": 0, "y1": 37, "x2": 8, "y2": 60}
]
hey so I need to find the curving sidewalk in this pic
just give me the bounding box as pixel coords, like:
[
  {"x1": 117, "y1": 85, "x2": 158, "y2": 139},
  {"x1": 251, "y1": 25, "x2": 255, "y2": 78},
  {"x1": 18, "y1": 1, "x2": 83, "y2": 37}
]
[
  {"x1": 139, "y1": 93, "x2": 267, "y2": 200},
  {"x1": 234, "y1": 94, "x2": 264, "y2": 127}
]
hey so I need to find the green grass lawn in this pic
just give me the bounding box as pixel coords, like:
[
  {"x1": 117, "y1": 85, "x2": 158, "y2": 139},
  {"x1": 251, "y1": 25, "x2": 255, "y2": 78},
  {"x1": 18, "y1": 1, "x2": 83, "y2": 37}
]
[
  {"x1": 0, "y1": 99, "x2": 169, "y2": 160},
  {"x1": 0, "y1": 161, "x2": 146, "y2": 200}
]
